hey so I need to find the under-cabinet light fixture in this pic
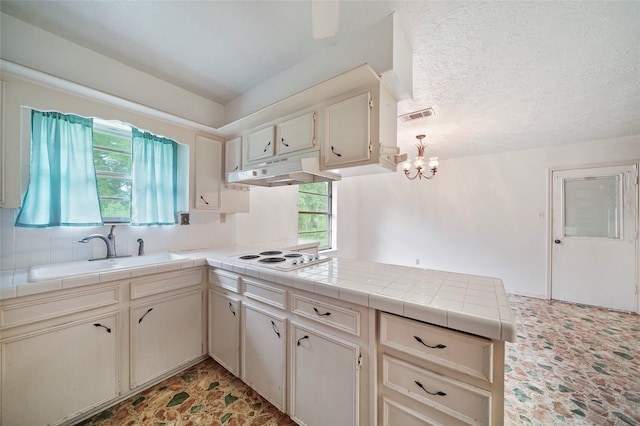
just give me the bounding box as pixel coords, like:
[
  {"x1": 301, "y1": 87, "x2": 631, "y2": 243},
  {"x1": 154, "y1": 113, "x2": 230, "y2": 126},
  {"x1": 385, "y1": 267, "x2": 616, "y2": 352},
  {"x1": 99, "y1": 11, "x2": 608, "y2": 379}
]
[{"x1": 402, "y1": 134, "x2": 439, "y2": 180}]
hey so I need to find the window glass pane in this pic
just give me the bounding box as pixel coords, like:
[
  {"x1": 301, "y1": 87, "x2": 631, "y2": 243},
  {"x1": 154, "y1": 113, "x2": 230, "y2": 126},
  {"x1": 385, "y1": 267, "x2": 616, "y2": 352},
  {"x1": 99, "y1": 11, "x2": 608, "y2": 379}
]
[
  {"x1": 298, "y1": 213, "x2": 329, "y2": 233},
  {"x1": 99, "y1": 199, "x2": 130, "y2": 222},
  {"x1": 298, "y1": 193, "x2": 329, "y2": 213},
  {"x1": 96, "y1": 176, "x2": 131, "y2": 198},
  {"x1": 93, "y1": 149, "x2": 132, "y2": 174},
  {"x1": 299, "y1": 231, "x2": 329, "y2": 248},
  {"x1": 299, "y1": 182, "x2": 328, "y2": 195},
  {"x1": 93, "y1": 131, "x2": 132, "y2": 152},
  {"x1": 564, "y1": 176, "x2": 620, "y2": 238}
]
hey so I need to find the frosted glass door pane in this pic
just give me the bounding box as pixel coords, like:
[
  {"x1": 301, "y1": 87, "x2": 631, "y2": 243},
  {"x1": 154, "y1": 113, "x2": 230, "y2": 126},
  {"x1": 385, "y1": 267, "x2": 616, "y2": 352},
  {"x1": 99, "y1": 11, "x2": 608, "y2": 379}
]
[{"x1": 563, "y1": 176, "x2": 620, "y2": 238}]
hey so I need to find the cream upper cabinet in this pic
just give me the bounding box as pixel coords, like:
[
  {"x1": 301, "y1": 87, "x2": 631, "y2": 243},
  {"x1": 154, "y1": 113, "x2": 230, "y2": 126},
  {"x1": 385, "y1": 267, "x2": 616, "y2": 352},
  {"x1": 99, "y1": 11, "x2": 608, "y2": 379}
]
[
  {"x1": 290, "y1": 322, "x2": 361, "y2": 426},
  {"x1": 246, "y1": 126, "x2": 275, "y2": 163},
  {"x1": 276, "y1": 112, "x2": 316, "y2": 156},
  {"x1": 323, "y1": 82, "x2": 399, "y2": 174},
  {"x1": 225, "y1": 137, "x2": 242, "y2": 174},
  {"x1": 130, "y1": 289, "x2": 204, "y2": 388},
  {"x1": 194, "y1": 135, "x2": 222, "y2": 210},
  {"x1": 324, "y1": 92, "x2": 372, "y2": 168},
  {"x1": 243, "y1": 112, "x2": 318, "y2": 167},
  {"x1": 1, "y1": 312, "x2": 119, "y2": 426}
]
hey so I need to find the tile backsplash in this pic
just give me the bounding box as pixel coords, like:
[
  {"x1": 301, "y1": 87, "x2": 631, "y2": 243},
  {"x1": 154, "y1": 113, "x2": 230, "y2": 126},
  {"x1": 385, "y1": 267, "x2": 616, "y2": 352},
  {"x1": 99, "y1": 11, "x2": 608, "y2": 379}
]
[{"x1": 0, "y1": 208, "x2": 235, "y2": 271}]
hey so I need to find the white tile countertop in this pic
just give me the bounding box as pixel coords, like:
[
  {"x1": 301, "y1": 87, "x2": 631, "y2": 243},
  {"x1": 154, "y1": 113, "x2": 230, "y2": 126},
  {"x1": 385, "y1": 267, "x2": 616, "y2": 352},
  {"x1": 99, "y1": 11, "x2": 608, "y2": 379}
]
[{"x1": 1, "y1": 244, "x2": 516, "y2": 342}]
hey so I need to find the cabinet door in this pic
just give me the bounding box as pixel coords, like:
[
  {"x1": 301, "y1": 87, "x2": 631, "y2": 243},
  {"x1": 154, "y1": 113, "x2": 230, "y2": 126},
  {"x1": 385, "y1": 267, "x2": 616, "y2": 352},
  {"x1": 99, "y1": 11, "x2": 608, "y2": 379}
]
[
  {"x1": 241, "y1": 304, "x2": 287, "y2": 411},
  {"x1": 276, "y1": 112, "x2": 316, "y2": 156},
  {"x1": 1, "y1": 313, "x2": 119, "y2": 426},
  {"x1": 290, "y1": 323, "x2": 360, "y2": 426},
  {"x1": 324, "y1": 92, "x2": 371, "y2": 168},
  {"x1": 208, "y1": 289, "x2": 241, "y2": 376},
  {"x1": 225, "y1": 137, "x2": 242, "y2": 174},
  {"x1": 246, "y1": 126, "x2": 275, "y2": 163},
  {"x1": 131, "y1": 290, "x2": 203, "y2": 388},
  {"x1": 195, "y1": 135, "x2": 222, "y2": 209}
]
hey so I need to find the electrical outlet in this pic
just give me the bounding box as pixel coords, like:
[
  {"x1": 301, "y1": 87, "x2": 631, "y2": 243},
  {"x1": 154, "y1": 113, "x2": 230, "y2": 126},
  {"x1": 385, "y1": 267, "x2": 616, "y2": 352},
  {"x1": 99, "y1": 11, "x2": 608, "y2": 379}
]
[
  {"x1": 220, "y1": 213, "x2": 226, "y2": 224},
  {"x1": 415, "y1": 258, "x2": 420, "y2": 265}
]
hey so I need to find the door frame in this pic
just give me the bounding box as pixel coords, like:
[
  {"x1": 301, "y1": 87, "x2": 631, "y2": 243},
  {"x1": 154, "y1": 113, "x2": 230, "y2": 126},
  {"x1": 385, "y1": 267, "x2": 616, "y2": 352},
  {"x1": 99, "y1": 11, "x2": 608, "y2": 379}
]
[{"x1": 546, "y1": 159, "x2": 640, "y2": 313}]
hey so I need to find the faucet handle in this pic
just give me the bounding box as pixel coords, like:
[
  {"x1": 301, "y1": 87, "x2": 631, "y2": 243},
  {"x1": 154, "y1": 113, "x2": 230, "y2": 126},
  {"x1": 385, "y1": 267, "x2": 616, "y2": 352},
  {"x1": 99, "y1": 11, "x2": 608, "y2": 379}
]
[{"x1": 137, "y1": 238, "x2": 145, "y2": 256}]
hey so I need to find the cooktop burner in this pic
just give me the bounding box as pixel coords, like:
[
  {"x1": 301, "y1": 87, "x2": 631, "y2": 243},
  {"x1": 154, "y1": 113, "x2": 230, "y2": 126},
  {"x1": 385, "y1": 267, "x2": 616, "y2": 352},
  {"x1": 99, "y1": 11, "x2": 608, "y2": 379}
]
[
  {"x1": 259, "y1": 257, "x2": 286, "y2": 263},
  {"x1": 239, "y1": 255, "x2": 260, "y2": 260},
  {"x1": 232, "y1": 249, "x2": 330, "y2": 271}
]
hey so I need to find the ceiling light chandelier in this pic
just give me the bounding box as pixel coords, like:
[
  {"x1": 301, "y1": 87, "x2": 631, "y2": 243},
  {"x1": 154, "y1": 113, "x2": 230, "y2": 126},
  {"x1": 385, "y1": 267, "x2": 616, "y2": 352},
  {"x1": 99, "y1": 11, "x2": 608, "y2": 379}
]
[{"x1": 402, "y1": 134, "x2": 439, "y2": 180}]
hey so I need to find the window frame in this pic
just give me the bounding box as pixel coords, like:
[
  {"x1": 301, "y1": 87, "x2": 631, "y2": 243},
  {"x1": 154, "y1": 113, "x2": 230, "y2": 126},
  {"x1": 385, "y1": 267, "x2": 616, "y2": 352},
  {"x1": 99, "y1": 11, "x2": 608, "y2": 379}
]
[
  {"x1": 92, "y1": 119, "x2": 133, "y2": 223},
  {"x1": 297, "y1": 181, "x2": 333, "y2": 250}
]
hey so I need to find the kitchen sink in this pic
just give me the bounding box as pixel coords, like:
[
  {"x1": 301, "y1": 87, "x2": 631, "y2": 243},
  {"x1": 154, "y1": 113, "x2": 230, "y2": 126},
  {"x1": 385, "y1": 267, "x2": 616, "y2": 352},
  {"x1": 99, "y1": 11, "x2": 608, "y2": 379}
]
[{"x1": 28, "y1": 252, "x2": 186, "y2": 282}]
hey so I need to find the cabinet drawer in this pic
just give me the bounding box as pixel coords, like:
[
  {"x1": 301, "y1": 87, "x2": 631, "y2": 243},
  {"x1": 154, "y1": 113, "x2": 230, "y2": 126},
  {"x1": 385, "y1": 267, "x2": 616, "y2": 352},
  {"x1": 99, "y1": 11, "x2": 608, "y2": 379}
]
[
  {"x1": 382, "y1": 355, "x2": 491, "y2": 426},
  {"x1": 1, "y1": 286, "x2": 119, "y2": 329},
  {"x1": 130, "y1": 268, "x2": 203, "y2": 299},
  {"x1": 291, "y1": 294, "x2": 360, "y2": 335},
  {"x1": 244, "y1": 278, "x2": 286, "y2": 310},
  {"x1": 380, "y1": 312, "x2": 493, "y2": 382},
  {"x1": 382, "y1": 397, "x2": 468, "y2": 426},
  {"x1": 209, "y1": 269, "x2": 242, "y2": 293}
]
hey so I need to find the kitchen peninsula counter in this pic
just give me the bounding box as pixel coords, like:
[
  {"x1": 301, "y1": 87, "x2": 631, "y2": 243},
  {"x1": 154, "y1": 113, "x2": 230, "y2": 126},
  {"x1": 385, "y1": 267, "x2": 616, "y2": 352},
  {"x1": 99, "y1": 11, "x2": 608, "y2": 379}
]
[{"x1": 1, "y1": 245, "x2": 516, "y2": 343}]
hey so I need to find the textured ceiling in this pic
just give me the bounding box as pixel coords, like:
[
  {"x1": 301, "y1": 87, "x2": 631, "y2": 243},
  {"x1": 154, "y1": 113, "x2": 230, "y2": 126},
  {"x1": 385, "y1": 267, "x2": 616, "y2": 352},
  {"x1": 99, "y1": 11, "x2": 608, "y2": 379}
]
[{"x1": 2, "y1": 0, "x2": 639, "y2": 159}]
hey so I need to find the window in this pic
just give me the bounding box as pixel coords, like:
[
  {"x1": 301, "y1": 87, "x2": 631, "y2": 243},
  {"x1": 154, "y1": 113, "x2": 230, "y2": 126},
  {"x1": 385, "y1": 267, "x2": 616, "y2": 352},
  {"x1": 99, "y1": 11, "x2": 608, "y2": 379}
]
[
  {"x1": 298, "y1": 182, "x2": 332, "y2": 250},
  {"x1": 93, "y1": 119, "x2": 132, "y2": 222},
  {"x1": 16, "y1": 108, "x2": 189, "y2": 228}
]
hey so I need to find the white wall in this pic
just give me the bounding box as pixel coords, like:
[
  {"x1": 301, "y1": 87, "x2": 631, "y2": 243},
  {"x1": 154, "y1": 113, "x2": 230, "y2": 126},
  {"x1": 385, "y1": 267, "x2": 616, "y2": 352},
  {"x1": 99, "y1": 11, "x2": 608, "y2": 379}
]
[
  {"x1": 235, "y1": 185, "x2": 299, "y2": 245},
  {"x1": 334, "y1": 136, "x2": 640, "y2": 298}
]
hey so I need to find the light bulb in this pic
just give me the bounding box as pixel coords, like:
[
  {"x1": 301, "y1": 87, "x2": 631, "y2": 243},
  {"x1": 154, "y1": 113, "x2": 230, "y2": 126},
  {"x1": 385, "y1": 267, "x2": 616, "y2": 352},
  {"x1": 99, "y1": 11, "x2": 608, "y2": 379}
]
[
  {"x1": 428, "y1": 157, "x2": 439, "y2": 168},
  {"x1": 414, "y1": 156, "x2": 425, "y2": 169}
]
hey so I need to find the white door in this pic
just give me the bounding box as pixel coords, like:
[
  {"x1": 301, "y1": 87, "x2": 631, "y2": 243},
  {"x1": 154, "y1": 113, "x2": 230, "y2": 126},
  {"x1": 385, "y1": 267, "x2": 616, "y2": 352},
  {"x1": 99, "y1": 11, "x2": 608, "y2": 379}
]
[{"x1": 551, "y1": 164, "x2": 638, "y2": 312}]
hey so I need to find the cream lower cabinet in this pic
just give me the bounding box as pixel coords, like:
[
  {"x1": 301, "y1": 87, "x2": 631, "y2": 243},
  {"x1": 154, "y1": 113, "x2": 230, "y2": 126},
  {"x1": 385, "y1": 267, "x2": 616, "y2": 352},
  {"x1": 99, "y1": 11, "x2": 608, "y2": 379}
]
[
  {"x1": 241, "y1": 303, "x2": 288, "y2": 411},
  {"x1": 378, "y1": 312, "x2": 504, "y2": 426},
  {"x1": 130, "y1": 289, "x2": 204, "y2": 388},
  {"x1": 208, "y1": 289, "x2": 241, "y2": 376},
  {"x1": 1, "y1": 312, "x2": 119, "y2": 426},
  {"x1": 290, "y1": 322, "x2": 361, "y2": 426}
]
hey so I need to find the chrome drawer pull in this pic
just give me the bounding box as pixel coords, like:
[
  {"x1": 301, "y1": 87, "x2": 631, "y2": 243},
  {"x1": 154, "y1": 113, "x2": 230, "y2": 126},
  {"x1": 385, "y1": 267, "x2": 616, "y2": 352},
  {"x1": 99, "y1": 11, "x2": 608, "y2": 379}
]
[
  {"x1": 415, "y1": 380, "x2": 446, "y2": 396},
  {"x1": 414, "y1": 336, "x2": 446, "y2": 349},
  {"x1": 313, "y1": 307, "x2": 331, "y2": 317}
]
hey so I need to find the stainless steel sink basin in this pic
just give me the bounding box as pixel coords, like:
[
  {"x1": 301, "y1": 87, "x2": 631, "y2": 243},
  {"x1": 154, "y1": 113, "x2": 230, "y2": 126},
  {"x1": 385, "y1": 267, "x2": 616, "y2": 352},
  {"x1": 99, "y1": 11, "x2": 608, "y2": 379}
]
[{"x1": 28, "y1": 252, "x2": 186, "y2": 282}]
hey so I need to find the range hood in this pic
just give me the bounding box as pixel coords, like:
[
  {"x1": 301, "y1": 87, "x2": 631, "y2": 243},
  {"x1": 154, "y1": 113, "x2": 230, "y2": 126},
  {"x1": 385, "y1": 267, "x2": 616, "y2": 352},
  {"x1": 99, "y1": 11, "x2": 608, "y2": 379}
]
[{"x1": 226, "y1": 156, "x2": 340, "y2": 187}]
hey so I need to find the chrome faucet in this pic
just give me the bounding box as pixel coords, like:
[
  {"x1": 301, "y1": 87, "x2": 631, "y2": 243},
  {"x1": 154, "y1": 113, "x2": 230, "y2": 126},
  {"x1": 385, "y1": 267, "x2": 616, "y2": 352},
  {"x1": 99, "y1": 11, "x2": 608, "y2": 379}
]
[
  {"x1": 79, "y1": 226, "x2": 116, "y2": 259},
  {"x1": 107, "y1": 225, "x2": 117, "y2": 257}
]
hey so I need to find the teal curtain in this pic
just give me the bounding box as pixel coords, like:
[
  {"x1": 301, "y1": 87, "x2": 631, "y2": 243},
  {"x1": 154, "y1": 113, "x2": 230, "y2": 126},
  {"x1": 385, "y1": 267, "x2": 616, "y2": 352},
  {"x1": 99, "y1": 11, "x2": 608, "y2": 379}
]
[
  {"x1": 16, "y1": 110, "x2": 102, "y2": 227},
  {"x1": 131, "y1": 128, "x2": 177, "y2": 225}
]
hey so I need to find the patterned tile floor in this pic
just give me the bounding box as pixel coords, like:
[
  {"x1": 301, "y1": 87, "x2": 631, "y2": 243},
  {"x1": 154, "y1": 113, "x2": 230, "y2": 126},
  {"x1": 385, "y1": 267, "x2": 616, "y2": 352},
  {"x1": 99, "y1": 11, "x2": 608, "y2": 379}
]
[
  {"x1": 505, "y1": 295, "x2": 639, "y2": 426},
  {"x1": 78, "y1": 295, "x2": 639, "y2": 425}
]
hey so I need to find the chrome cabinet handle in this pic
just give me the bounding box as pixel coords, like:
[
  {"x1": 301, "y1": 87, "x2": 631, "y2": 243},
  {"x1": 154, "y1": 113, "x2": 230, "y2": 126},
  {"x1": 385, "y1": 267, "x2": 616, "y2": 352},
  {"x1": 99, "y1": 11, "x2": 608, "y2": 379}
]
[
  {"x1": 297, "y1": 335, "x2": 309, "y2": 346},
  {"x1": 200, "y1": 195, "x2": 209, "y2": 205},
  {"x1": 263, "y1": 141, "x2": 271, "y2": 152},
  {"x1": 331, "y1": 146, "x2": 342, "y2": 157},
  {"x1": 280, "y1": 137, "x2": 289, "y2": 147},
  {"x1": 228, "y1": 302, "x2": 236, "y2": 316}
]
